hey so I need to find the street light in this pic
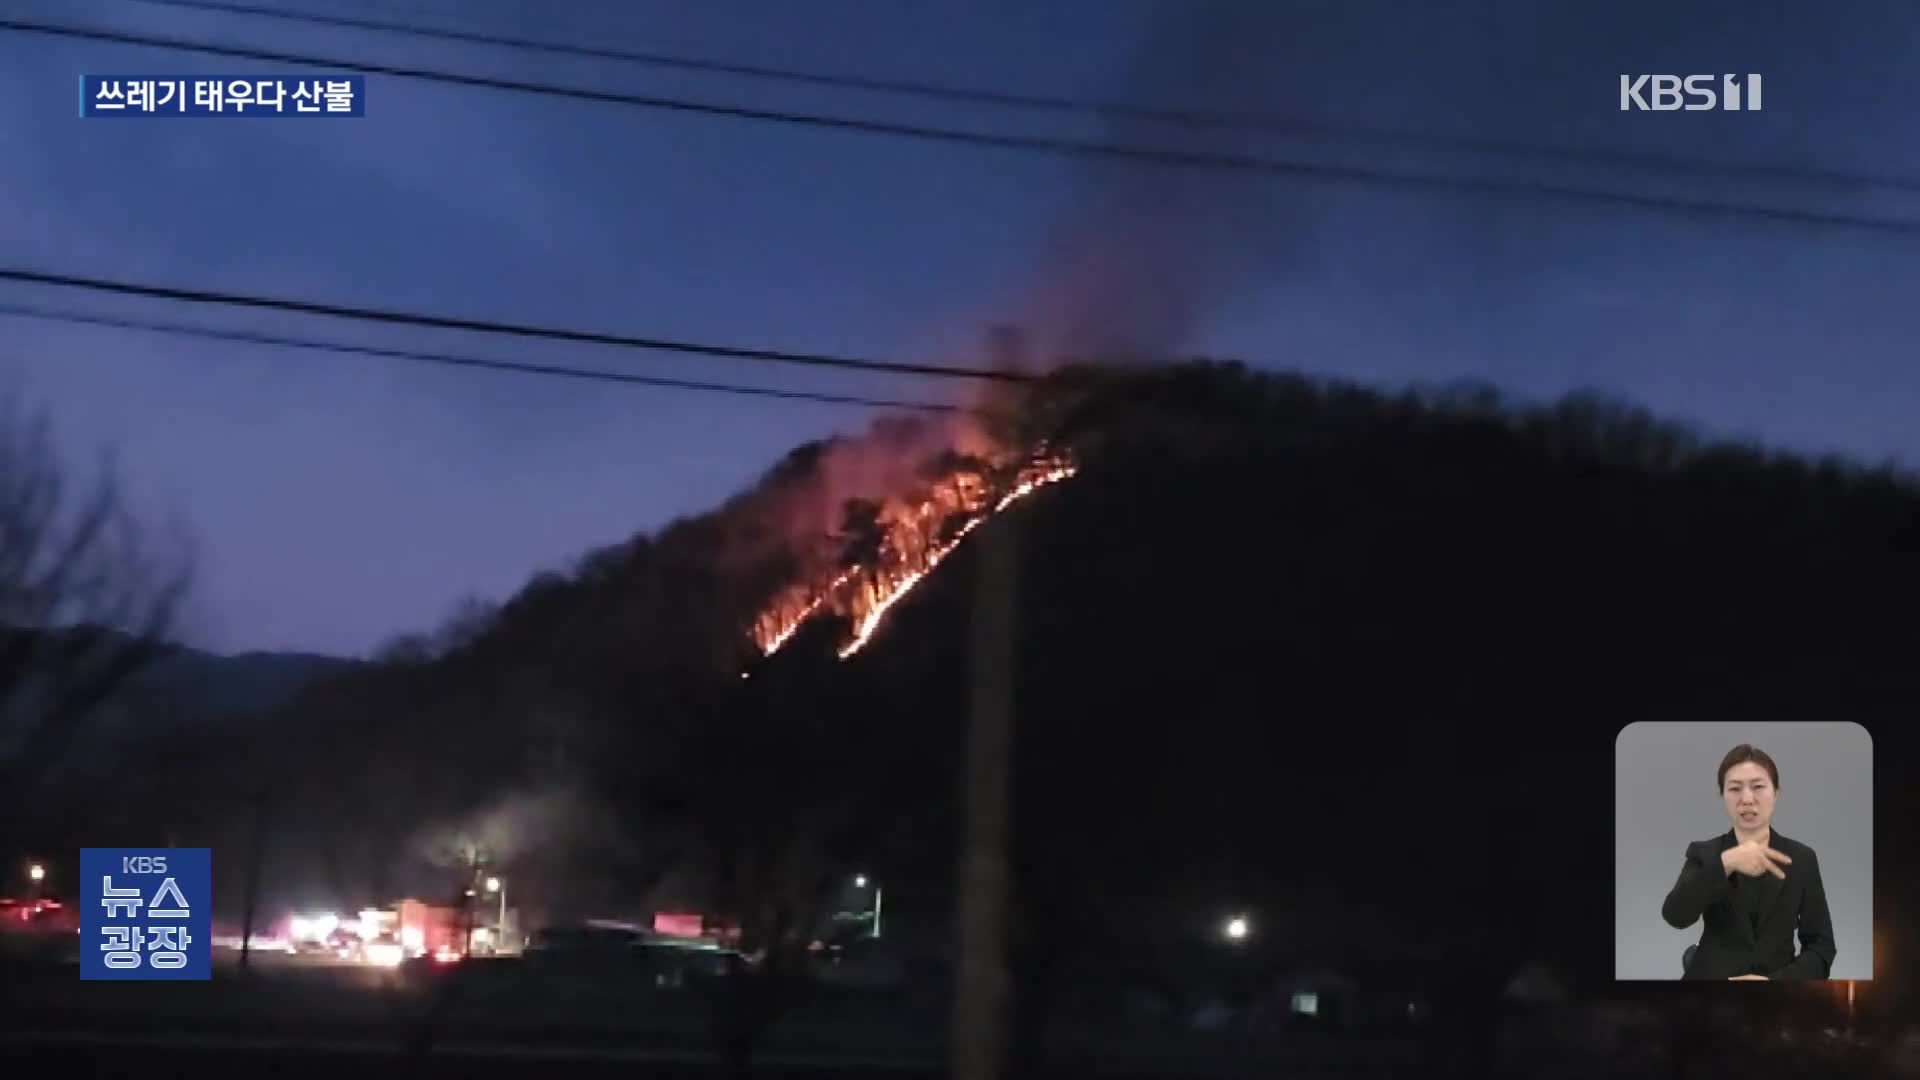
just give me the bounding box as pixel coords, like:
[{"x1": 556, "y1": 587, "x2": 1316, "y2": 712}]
[
  {"x1": 485, "y1": 875, "x2": 506, "y2": 946},
  {"x1": 1224, "y1": 915, "x2": 1250, "y2": 942},
  {"x1": 27, "y1": 863, "x2": 45, "y2": 883},
  {"x1": 853, "y1": 873, "x2": 882, "y2": 939}
]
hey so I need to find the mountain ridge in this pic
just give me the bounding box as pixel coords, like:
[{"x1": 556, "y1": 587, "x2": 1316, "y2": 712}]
[{"x1": 50, "y1": 362, "x2": 1920, "y2": 986}]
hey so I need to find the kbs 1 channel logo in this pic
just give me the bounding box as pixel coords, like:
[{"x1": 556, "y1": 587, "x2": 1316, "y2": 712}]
[
  {"x1": 1619, "y1": 73, "x2": 1762, "y2": 112},
  {"x1": 79, "y1": 75, "x2": 365, "y2": 117},
  {"x1": 80, "y1": 848, "x2": 213, "y2": 980}
]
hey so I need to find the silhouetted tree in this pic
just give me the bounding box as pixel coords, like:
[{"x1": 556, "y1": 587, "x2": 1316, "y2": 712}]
[{"x1": 0, "y1": 395, "x2": 190, "y2": 857}]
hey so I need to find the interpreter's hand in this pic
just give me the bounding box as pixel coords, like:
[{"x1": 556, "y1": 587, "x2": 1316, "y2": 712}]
[
  {"x1": 1729, "y1": 975, "x2": 1770, "y2": 981},
  {"x1": 1721, "y1": 840, "x2": 1791, "y2": 880}
]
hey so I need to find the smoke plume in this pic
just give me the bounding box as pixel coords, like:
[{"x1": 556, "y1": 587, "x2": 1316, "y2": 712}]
[{"x1": 1015, "y1": 1, "x2": 1325, "y2": 365}]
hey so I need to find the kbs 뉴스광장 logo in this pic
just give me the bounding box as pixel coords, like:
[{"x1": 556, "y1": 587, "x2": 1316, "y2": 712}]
[{"x1": 80, "y1": 848, "x2": 212, "y2": 980}]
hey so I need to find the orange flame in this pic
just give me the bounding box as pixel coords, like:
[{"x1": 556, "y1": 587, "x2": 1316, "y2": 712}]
[
  {"x1": 837, "y1": 462, "x2": 1074, "y2": 658},
  {"x1": 752, "y1": 567, "x2": 856, "y2": 656},
  {"x1": 750, "y1": 455, "x2": 1077, "y2": 661}
]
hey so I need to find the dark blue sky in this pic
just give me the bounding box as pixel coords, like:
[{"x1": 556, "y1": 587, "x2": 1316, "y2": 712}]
[{"x1": 3, "y1": 0, "x2": 1917, "y2": 657}]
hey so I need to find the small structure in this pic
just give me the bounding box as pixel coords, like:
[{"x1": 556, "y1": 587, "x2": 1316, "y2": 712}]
[
  {"x1": 653, "y1": 911, "x2": 704, "y2": 938},
  {"x1": 1273, "y1": 968, "x2": 1361, "y2": 1027},
  {"x1": 396, "y1": 898, "x2": 467, "y2": 956}
]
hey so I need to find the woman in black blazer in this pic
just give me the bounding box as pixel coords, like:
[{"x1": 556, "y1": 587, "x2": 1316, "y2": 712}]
[{"x1": 1661, "y1": 743, "x2": 1835, "y2": 980}]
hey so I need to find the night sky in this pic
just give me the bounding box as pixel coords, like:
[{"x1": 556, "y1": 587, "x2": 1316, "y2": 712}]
[{"x1": 3, "y1": 0, "x2": 1917, "y2": 657}]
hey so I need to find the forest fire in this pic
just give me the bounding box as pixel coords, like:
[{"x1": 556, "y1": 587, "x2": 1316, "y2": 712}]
[
  {"x1": 752, "y1": 567, "x2": 857, "y2": 657},
  {"x1": 751, "y1": 453, "x2": 1078, "y2": 660}
]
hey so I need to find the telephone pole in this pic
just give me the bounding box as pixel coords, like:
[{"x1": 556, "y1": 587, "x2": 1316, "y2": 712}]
[{"x1": 949, "y1": 460, "x2": 1022, "y2": 1080}]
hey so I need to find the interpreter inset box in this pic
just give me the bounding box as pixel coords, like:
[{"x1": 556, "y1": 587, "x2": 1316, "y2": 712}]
[{"x1": 1614, "y1": 722, "x2": 1872, "y2": 981}]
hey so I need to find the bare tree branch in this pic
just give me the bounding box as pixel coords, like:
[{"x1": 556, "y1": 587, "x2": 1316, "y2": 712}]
[{"x1": 0, "y1": 392, "x2": 193, "y2": 850}]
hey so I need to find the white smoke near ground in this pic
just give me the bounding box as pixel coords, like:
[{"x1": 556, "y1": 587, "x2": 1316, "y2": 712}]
[{"x1": 409, "y1": 786, "x2": 585, "y2": 869}]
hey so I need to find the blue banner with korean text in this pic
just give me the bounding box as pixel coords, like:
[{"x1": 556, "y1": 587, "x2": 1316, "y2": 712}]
[
  {"x1": 80, "y1": 848, "x2": 212, "y2": 980},
  {"x1": 80, "y1": 75, "x2": 365, "y2": 117}
]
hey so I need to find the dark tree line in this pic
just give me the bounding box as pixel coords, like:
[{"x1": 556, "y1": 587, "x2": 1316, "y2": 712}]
[{"x1": 44, "y1": 361, "x2": 1920, "y2": 1075}]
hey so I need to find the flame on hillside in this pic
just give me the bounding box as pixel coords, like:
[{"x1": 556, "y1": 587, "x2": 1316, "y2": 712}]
[
  {"x1": 751, "y1": 566, "x2": 856, "y2": 657},
  {"x1": 751, "y1": 453, "x2": 1078, "y2": 661}
]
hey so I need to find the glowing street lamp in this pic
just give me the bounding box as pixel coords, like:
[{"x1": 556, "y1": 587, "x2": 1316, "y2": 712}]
[
  {"x1": 853, "y1": 873, "x2": 882, "y2": 939},
  {"x1": 485, "y1": 875, "x2": 506, "y2": 943},
  {"x1": 1224, "y1": 915, "x2": 1250, "y2": 942},
  {"x1": 27, "y1": 863, "x2": 45, "y2": 883}
]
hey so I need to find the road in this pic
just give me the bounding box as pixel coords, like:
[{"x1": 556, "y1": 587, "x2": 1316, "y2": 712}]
[
  {"x1": 1, "y1": 951, "x2": 1452, "y2": 1078},
  {"x1": 1, "y1": 1031, "x2": 939, "y2": 1080},
  {"x1": 8, "y1": 952, "x2": 1903, "y2": 1078}
]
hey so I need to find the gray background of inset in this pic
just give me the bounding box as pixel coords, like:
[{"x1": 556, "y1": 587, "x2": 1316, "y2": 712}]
[{"x1": 1614, "y1": 721, "x2": 1872, "y2": 980}]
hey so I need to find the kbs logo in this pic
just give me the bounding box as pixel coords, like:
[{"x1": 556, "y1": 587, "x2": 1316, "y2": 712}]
[
  {"x1": 80, "y1": 848, "x2": 212, "y2": 980},
  {"x1": 1620, "y1": 74, "x2": 1762, "y2": 111}
]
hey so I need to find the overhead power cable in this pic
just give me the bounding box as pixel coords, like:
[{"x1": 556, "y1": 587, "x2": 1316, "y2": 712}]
[
  {"x1": 126, "y1": 0, "x2": 1920, "y2": 197},
  {"x1": 9, "y1": 17, "x2": 1920, "y2": 236},
  {"x1": 0, "y1": 267, "x2": 1029, "y2": 384},
  {"x1": 0, "y1": 300, "x2": 964, "y2": 412}
]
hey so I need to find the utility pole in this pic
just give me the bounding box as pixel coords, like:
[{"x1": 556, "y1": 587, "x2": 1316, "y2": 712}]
[
  {"x1": 485, "y1": 875, "x2": 506, "y2": 952},
  {"x1": 949, "y1": 478, "x2": 1021, "y2": 1080},
  {"x1": 460, "y1": 846, "x2": 480, "y2": 956},
  {"x1": 236, "y1": 785, "x2": 270, "y2": 978}
]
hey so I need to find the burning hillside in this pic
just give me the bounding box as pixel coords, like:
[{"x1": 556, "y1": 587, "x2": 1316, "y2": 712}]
[{"x1": 750, "y1": 447, "x2": 1077, "y2": 660}]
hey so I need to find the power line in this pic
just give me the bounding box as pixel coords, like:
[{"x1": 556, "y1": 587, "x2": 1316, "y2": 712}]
[
  {"x1": 126, "y1": 0, "x2": 1920, "y2": 198},
  {"x1": 0, "y1": 267, "x2": 1029, "y2": 384},
  {"x1": 12, "y1": 17, "x2": 1920, "y2": 236},
  {"x1": 0, "y1": 300, "x2": 963, "y2": 412}
]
